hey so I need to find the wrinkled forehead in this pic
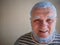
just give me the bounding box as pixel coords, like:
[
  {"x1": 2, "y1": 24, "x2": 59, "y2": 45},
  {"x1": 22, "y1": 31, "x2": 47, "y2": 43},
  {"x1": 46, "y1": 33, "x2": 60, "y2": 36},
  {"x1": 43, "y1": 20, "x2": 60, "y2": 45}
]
[
  {"x1": 31, "y1": 8, "x2": 56, "y2": 18},
  {"x1": 32, "y1": 15, "x2": 56, "y2": 20},
  {"x1": 32, "y1": 8, "x2": 55, "y2": 16}
]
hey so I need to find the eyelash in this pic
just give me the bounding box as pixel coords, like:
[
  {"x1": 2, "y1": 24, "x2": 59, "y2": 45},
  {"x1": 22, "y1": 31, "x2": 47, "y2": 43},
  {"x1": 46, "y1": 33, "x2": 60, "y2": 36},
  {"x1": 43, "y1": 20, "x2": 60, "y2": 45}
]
[
  {"x1": 47, "y1": 19, "x2": 54, "y2": 23},
  {"x1": 33, "y1": 19, "x2": 53, "y2": 23}
]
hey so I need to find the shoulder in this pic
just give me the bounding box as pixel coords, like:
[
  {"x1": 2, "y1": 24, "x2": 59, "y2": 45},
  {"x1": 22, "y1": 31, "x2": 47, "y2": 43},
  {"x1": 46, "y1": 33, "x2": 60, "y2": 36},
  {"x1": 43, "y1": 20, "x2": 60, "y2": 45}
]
[
  {"x1": 14, "y1": 32, "x2": 36, "y2": 45},
  {"x1": 54, "y1": 33, "x2": 60, "y2": 41},
  {"x1": 51, "y1": 33, "x2": 60, "y2": 44},
  {"x1": 54, "y1": 33, "x2": 60, "y2": 40}
]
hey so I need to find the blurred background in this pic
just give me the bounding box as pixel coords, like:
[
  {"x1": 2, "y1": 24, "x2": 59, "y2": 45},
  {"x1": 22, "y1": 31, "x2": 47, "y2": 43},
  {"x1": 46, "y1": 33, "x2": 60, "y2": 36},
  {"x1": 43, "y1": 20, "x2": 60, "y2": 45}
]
[{"x1": 0, "y1": 0, "x2": 60, "y2": 45}]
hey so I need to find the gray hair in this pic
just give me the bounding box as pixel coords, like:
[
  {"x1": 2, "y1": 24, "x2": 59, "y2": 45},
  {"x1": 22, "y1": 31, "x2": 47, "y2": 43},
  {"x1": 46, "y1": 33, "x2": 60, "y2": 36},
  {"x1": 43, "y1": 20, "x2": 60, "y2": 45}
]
[{"x1": 30, "y1": 1, "x2": 57, "y2": 17}]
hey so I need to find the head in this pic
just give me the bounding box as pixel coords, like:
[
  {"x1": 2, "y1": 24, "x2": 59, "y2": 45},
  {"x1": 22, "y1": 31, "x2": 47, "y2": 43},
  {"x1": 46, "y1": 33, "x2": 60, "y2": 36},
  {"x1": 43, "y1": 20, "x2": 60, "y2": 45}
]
[{"x1": 30, "y1": 1, "x2": 57, "y2": 39}]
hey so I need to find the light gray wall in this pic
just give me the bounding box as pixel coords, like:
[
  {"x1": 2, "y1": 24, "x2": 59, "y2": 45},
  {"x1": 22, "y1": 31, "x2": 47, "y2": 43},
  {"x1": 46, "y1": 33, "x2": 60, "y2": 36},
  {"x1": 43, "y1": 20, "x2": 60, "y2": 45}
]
[
  {"x1": 0, "y1": 0, "x2": 60, "y2": 45},
  {"x1": 0, "y1": 6, "x2": 1, "y2": 45}
]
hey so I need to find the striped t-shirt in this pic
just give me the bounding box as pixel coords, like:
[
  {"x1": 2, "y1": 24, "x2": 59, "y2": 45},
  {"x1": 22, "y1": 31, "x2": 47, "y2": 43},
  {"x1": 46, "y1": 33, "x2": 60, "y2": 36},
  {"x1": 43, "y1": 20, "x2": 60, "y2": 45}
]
[{"x1": 14, "y1": 32, "x2": 60, "y2": 45}]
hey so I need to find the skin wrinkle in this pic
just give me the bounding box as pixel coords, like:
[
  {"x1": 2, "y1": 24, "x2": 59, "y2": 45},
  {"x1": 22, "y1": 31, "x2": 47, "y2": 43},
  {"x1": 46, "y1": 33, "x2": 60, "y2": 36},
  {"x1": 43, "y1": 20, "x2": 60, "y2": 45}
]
[
  {"x1": 31, "y1": 8, "x2": 56, "y2": 17},
  {"x1": 32, "y1": 5, "x2": 56, "y2": 43},
  {"x1": 31, "y1": 10, "x2": 56, "y2": 37},
  {"x1": 32, "y1": 15, "x2": 56, "y2": 21},
  {"x1": 30, "y1": 1, "x2": 57, "y2": 43}
]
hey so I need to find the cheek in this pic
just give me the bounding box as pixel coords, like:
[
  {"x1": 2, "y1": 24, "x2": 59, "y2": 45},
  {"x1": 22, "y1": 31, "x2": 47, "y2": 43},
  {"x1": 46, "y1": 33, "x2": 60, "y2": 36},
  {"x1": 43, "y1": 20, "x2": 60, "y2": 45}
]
[
  {"x1": 32, "y1": 22, "x2": 39, "y2": 33},
  {"x1": 48, "y1": 23, "x2": 56, "y2": 34},
  {"x1": 32, "y1": 22, "x2": 39, "y2": 28},
  {"x1": 33, "y1": 23, "x2": 38, "y2": 28}
]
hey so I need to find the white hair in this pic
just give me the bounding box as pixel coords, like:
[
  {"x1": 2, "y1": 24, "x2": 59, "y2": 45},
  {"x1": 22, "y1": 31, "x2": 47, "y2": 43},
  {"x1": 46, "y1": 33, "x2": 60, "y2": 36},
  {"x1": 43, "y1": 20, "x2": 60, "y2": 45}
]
[{"x1": 30, "y1": 1, "x2": 57, "y2": 17}]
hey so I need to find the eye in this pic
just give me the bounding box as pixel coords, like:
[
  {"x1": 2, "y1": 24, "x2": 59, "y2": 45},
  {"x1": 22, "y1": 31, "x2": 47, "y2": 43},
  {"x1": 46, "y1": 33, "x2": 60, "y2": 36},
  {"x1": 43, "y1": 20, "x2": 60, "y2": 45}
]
[
  {"x1": 33, "y1": 19, "x2": 40, "y2": 22},
  {"x1": 46, "y1": 19, "x2": 53, "y2": 23}
]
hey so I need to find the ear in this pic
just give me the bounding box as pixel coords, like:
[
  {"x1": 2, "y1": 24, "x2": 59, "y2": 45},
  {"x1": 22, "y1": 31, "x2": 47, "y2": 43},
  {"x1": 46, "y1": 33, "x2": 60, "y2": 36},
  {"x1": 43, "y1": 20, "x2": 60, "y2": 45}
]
[
  {"x1": 30, "y1": 17, "x2": 32, "y2": 24},
  {"x1": 30, "y1": 17, "x2": 31, "y2": 20},
  {"x1": 30, "y1": 17, "x2": 32, "y2": 21},
  {"x1": 55, "y1": 17, "x2": 57, "y2": 21},
  {"x1": 56, "y1": 18, "x2": 58, "y2": 22}
]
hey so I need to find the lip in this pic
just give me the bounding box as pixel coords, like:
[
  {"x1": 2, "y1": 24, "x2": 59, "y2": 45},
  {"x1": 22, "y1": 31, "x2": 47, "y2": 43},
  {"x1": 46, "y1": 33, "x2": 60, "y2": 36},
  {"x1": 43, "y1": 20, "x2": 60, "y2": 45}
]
[{"x1": 39, "y1": 30, "x2": 48, "y2": 33}]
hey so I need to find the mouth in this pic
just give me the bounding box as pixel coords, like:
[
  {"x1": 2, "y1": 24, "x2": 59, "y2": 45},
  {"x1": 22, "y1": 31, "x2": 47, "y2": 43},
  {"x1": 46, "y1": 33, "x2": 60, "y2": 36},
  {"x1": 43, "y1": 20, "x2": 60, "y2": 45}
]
[{"x1": 39, "y1": 30, "x2": 48, "y2": 33}]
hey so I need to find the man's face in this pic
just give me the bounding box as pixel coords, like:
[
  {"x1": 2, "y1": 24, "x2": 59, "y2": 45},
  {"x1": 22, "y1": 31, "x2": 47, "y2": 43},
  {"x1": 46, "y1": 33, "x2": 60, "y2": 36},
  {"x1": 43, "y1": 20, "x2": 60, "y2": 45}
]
[{"x1": 31, "y1": 8, "x2": 56, "y2": 38}]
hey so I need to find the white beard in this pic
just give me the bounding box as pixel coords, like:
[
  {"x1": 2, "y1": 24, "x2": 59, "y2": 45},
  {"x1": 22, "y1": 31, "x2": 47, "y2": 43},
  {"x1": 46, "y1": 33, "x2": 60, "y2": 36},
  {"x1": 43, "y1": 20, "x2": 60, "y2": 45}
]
[{"x1": 32, "y1": 30, "x2": 56, "y2": 44}]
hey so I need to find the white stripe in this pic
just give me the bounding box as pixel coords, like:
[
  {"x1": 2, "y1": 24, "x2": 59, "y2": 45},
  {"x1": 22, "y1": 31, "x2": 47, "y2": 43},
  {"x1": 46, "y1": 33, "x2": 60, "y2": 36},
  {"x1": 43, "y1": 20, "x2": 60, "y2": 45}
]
[{"x1": 19, "y1": 40, "x2": 34, "y2": 44}]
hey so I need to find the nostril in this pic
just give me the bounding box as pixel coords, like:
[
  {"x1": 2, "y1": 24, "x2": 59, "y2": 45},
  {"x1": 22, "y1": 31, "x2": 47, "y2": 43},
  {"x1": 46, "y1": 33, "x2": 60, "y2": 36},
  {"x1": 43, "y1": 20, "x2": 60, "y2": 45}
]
[
  {"x1": 40, "y1": 22, "x2": 48, "y2": 27},
  {"x1": 39, "y1": 25, "x2": 47, "y2": 28}
]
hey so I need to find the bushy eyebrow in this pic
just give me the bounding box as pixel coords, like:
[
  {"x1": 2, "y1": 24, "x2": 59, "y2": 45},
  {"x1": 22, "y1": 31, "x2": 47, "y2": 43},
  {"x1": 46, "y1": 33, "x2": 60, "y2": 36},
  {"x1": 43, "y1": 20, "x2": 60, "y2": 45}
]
[
  {"x1": 32, "y1": 16, "x2": 40, "y2": 19},
  {"x1": 32, "y1": 15, "x2": 56, "y2": 21},
  {"x1": 48, "y1": 15, "x2": 56, "y2": 19},
  {"x1": 33, "y1": 19, "x2": 40, "y2": 22}
]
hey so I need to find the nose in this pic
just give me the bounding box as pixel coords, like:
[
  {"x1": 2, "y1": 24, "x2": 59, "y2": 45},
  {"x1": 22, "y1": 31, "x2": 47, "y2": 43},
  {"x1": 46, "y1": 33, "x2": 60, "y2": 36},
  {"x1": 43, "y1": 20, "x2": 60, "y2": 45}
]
[{"x1": 40, "y1": 20, "x2": 48, "y2": 27}]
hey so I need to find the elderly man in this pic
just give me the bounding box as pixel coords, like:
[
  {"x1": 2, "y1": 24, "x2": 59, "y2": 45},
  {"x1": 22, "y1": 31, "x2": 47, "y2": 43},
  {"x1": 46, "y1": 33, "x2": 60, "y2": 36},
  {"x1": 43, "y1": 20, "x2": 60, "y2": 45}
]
[{"x1": 14, "y1": 1, "x2": 60, "y2": 45}]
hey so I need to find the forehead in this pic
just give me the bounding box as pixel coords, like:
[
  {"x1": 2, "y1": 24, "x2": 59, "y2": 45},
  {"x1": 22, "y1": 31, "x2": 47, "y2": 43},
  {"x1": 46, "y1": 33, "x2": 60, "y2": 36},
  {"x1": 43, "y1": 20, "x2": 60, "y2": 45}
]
[{"x1": 32, "y1": 8, "x2": 55, "y2": 17}]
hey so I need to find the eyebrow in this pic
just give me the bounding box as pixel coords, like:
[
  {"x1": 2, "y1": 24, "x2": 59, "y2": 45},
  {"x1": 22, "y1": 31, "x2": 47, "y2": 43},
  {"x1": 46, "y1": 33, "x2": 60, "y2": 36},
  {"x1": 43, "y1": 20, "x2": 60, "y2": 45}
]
[
  {"x1": 48, "y1": 15, "x2": 56, "y2": 19},
  {"x1": 33, "y1": 19, "x2": 40, "y2": 22},
  {"x1": 32, "y1": 15, "x2": 56, "y2": 20},
  {"x1": 32, "y1": 16, "x2": 40, "y2": 19}
]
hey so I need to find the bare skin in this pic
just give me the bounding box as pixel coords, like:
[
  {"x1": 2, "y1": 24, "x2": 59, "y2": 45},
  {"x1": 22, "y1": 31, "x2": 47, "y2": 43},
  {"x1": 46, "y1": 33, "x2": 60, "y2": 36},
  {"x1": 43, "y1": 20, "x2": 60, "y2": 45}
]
[{"x1": 31, "y1": 8, "x2": 56, "y2": 38}]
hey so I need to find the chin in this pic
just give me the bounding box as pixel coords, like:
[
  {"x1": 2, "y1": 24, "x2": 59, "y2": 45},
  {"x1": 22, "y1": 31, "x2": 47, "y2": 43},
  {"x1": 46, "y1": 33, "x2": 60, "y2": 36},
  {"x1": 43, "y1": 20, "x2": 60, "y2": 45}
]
[{"x1": 38, "y1": 33, "x2": 50, "y2": 38}]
